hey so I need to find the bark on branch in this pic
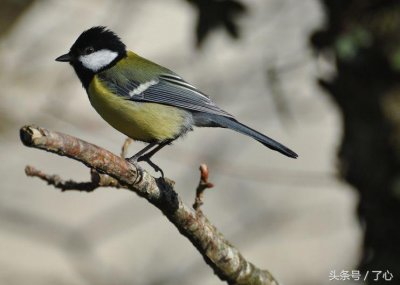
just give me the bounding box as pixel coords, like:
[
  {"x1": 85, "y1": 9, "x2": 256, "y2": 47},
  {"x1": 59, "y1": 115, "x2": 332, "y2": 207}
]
[{"x1": 20, "y1": 125, "x2": 278, "y2": 285}]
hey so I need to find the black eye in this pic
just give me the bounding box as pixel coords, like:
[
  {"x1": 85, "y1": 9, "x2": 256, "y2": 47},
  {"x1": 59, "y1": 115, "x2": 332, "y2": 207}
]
[{"x1": 84, "y1": 46, "x2": 95, "y2": 55}]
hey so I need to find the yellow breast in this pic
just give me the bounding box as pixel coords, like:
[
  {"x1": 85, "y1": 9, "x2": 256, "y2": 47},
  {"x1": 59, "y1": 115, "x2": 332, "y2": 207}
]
[{"x1": 88, "y1": 76, "x2": 190, "y2": 142}]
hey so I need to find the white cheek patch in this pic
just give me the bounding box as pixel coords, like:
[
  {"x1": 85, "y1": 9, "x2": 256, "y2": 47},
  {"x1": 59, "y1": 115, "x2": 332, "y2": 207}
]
[{"x1": 79, "y1": 49, "x2": 118, "y2": 72}]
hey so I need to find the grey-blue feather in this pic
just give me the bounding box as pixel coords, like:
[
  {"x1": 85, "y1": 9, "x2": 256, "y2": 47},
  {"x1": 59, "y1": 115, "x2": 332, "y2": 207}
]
[
  {"x1": 98, "y1": 68, "x2": 298, "y2": 158},
  {"x1": 97, "y1": 71, "x2": 232, "y2": 117},
  {"x1": 192, "y1": 112, "x2": 298, "y2": 158}
]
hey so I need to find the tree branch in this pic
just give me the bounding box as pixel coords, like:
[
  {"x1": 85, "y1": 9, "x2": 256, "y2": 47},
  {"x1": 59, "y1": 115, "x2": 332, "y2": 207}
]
[
  {"x1": 25, "y1": 166, "x2": 123, "y2": 191},
  {"x1": 193, "y1": 164, "x2": 214, "y2": 211},
  {"x1": 20, "y1": 125, "x2": 278, "y2": 285}
]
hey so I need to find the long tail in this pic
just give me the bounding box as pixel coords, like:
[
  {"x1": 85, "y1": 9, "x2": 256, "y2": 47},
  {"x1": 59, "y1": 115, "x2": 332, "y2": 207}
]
[{"x1": 202, "y1": 114, "x2": 298, "y2": 158}]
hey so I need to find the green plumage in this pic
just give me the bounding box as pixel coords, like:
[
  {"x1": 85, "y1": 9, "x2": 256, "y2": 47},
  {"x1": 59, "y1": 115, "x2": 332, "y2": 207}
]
[{"x1": 89, "y1": 52, "x2": 192, "y2": 142}]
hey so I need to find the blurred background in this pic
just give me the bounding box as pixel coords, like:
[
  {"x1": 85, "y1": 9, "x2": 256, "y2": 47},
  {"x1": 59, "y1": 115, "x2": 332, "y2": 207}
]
[{"x1": 1, "y1": 0, "x2": 398, "y2": 284}]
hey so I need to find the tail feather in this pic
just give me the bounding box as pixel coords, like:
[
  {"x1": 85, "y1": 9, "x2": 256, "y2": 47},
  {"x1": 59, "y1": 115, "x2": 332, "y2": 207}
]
[{"x1": 196, "y1": 114, "x2": 298, "y2": 158}]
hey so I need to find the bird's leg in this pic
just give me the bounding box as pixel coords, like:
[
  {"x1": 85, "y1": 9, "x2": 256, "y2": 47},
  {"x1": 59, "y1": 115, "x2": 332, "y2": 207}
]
[
  {"x1": 126, "y1": 142, "x2": 158, "y2": 163},
  {"x1": 136, "y1": 140, "x2": 173, "y2": 177},
  {"x1": 137, "y1": 140, "x2": 172, "y2": 161},
  {"x1": 126, "y1": 142, "x2": 158, "y2": 181},
  {"x1": 140, "y1": 158, "x2": 164, "y2": 178},
  {"x1": 126, "y1": 140, "x2": 172, "y2": 177}
]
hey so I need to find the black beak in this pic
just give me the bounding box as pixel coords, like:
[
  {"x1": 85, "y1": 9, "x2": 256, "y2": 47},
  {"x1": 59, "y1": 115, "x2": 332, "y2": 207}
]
[{"x1": 55, "y1": 53, "x2": 73, "y2": 62}]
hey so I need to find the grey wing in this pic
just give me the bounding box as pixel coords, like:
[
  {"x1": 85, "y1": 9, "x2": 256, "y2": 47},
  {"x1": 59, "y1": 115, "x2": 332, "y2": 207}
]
[
  {"x1": 98, "y1": 72, "x2": 233, "y2": 118},
  {"x1": 145, "y1": 74, "x2": 233, "y2": 117}
]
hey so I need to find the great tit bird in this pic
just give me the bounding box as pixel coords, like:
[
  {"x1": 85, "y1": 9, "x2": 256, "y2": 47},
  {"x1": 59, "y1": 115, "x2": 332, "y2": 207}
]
[{"x1": 56, "y1": 26, "x2": 297, "y2": 176}]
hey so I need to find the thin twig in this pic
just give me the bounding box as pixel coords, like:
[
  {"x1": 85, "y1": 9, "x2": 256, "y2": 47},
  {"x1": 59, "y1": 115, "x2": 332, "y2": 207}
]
[
  {"x1": 20, "y1": 125, "x2": 278, "y2": 285},
  {"x1": 120, "y1": 137, "x2": 133, "y2": 158},
  {"x1": 24, "y1": 165, "x2": 123, "y2": 192},
  {"x1": 193, "y1": 164, "x2": 214, "y2": 211}
]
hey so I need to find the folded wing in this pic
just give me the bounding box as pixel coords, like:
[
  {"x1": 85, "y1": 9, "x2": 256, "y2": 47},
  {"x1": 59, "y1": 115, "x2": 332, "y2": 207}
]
[{"x1": 98, "y1": 72, "x2": 233, "y2": 118}]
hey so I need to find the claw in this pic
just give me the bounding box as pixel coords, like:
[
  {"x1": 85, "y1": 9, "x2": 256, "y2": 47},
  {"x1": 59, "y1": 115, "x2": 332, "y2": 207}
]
[
  {"x1": 126, "y1": 155, "x2": 164, "y2": 178},
  {"x1": 125, "y1": 140, "x2": 171, "y2": 178},
  {"x1": 138, "y1": 155, "x2": 164, "y2": 178},
  {"x1": 125, "y1": 157, "x2": 144, "y2": 183}
]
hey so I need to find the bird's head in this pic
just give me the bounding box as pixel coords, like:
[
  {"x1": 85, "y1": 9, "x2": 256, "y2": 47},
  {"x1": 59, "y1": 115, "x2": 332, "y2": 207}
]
[{"x1": 56, "y1": 26, "x2": 127, "y2": 88}]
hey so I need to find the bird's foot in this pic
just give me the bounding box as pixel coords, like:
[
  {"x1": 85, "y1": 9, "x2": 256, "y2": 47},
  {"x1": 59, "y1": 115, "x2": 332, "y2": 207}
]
[
  {"x1": 126, "y1": 154, "x2": 164, "y2": 178},
  {"x1": 126, "y1": 156, "x2": 145, "y2": 183},
  {"x1": 138, "y1": 155, "x2": 165, "y2": 178}
]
